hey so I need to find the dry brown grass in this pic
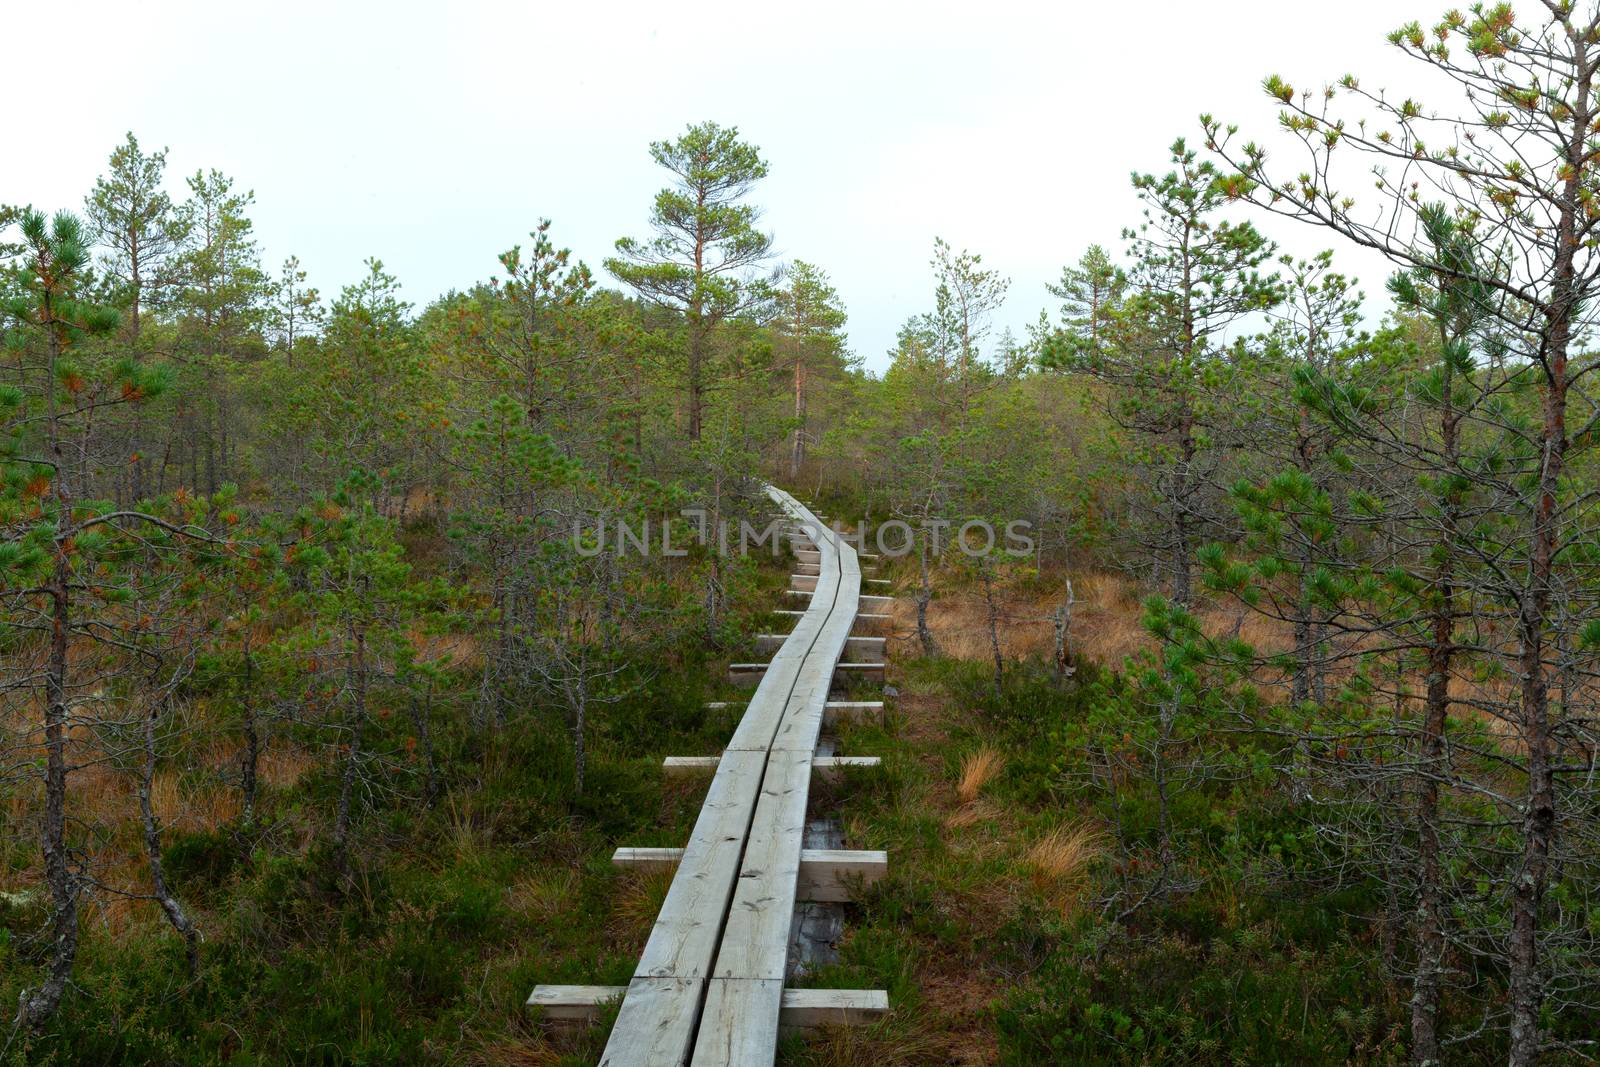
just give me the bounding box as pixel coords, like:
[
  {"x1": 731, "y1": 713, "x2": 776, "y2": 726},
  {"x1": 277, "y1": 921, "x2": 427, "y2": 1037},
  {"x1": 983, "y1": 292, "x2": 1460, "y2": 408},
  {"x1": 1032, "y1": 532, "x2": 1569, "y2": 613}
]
[
  {"x1": 1025, "y1": 824, "x2": 1103, "y2": 921},
  {"x1": 955, "y1": 747, "x2": 1005, "y2": 805},
  {"x1": 150, "y1": 770, "x2": 242, "y2": 833},
  {"x1": 1026, "y1": 824, "x2": 1102, "y2": 887},
  {"x1": 943, "y1": 798, "x2": 1003, "y2": 831},
  {"x1": 890, "y1": 566, "x2": 1299, "y2": 674},
  {"x1": 258, "y1": 743, "x2": 320, "y2": 788},
  {"x1": 799, "y1": 1024, "x2": 949, "y2": 1067},
  {"x1": 463, "y1": 1040, "x2": 563, "y2": 1067}
]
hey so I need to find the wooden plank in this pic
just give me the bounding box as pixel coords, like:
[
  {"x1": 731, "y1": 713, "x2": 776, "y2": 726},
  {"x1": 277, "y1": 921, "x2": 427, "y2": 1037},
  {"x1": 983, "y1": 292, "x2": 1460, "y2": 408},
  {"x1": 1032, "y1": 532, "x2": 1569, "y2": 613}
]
[
  {"x1": 794, "y1": 562, "x2": 821, "y2": 575},
  {"x1": 692, "y1": 978, "x2": 783, "y2": 1067},
  {"x1": 598, "y1": 977, "x2": 702, "y2": 1065},
  {"x1": 795, "y1": 849, "x2": 887, "y2": 902},
  {"x1": 527, "y1": 983, "x2": 624, "y2": 1021},
  {"x1": 811, "y1": 755, "x2": 881, "y2": 780},
  {"x1": 728, "y1": 663, "x2": 768, "y2": 687},
  {"x1": 859, "y1": 595, "x2": 893, "y2": 611},
  {"x1": 790, "y1": 574, "x2": 818, "y2": 592},
  {"x1": 834, "y1": 662, "x2": 885, "y2": 683},
  {"x1": 823, "y1": 701, "x2": 884, "y2": 726},
  {"x1": 530, "y1": 984, "x2": 888, "y2": 1030},
  {"x1": 613, "y1": 846, "x2": 682, "y2": 872},
  {"x1": 709, "y1": 750, "x2": 811, "y2": 980},
  {"x1": 662, "y1": 755, "x2": 721, "y2": 777},
  {"x1": 844, "y1": 635, "x2": 886, "y2": 659},
  {"x1": 780, "y1": 987, "x2": 889, "y2": 1028}
]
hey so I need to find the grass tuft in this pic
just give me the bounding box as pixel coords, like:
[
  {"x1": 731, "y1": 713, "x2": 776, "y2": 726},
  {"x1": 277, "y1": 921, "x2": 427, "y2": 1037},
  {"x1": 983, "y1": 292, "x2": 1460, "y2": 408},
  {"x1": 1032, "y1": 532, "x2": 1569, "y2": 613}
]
[
  {"x1": 1025, "y1": 824, "x2": 1102, "y2": 918},
  {"x1": 955, "y1": 747, "x2": 1005, "y2": 805}
]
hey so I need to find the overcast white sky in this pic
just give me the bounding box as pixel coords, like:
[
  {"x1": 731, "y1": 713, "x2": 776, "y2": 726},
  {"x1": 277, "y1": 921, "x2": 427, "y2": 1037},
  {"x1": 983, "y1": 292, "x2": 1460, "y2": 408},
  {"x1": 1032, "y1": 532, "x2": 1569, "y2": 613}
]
[{"x1": 11, "y1": 0, "x2": 1444, "y2": 371}]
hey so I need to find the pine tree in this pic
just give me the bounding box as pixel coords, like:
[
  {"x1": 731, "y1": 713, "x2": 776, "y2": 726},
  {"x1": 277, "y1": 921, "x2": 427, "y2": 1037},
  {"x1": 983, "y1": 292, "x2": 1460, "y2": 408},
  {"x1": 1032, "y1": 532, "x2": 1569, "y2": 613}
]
[
  {"x1": 771, "y1": 260, "x2": 850, "y2": 479},
  {"x1": 85, "y1": 132, "x2": 185, "y2": 341},
  {"x1": 607, "y1": 121, "x2": 774, "y2": 440}
]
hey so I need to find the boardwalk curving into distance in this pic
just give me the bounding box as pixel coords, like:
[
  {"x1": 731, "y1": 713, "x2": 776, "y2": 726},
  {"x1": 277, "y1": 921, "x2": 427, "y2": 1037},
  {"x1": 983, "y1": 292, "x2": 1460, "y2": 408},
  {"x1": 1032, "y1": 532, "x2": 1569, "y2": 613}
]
[{"x1": 529, "y1": 486, "x2": 888, "y2": 1065}]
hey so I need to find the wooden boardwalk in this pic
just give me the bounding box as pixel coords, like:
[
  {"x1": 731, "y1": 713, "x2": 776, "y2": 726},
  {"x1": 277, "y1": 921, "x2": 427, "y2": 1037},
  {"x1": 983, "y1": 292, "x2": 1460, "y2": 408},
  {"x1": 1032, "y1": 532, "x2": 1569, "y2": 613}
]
[{"x1": 529, "y1": 487, "x2": 887, "y2": 1065}]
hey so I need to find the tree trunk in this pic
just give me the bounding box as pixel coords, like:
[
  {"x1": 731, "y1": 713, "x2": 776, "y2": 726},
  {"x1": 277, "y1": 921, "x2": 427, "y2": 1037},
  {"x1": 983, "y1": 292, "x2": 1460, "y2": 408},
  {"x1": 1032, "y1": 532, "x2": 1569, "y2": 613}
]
[
  {"x1": 569, "y1": 675, "x2": 588, "y2": 798},
  {"x1": 790, "y1": 358, "x2": 806, "y2": 479},
  {"x1": 139, "y1": 697, "x2": 201, "y2": 975},
  {"x1": 332, "y1": 614, "x2": 369, "y2": 886},
  {"x1": 1053, "y1": 579, "x2": 1075, "y2": 686},
  {"x1": 1411, "y1": 585, "x2": 1452, "y2": 1066},
  {"x1": 240, "y1": 644, "x2": 259, "y2": 826},
  {"x1": 1410, "y1": 309, "x2": 1464, "y2": 1066},
  {"x1": 1170, "y1": 408, "x2": 1196, "y2": 607},
  {"x1": 409, "y1": 680, "x2": 439, "y2": 809},
  {"x1": 981, "y1": 561, "x2": 1004, "y2": 700},
  {"x1": 1292, "y1": 567, "x2": 1313, "y2": 706},
  {"x1": 22, "y1": 555, "x2": 81, "y2": 1030},
  {"x1": 916, "y1": 535, "x2": 936, "y2": 656},
  {"x1": 1507, "y1": 371, "x2": 1564, "y2": 1067}
]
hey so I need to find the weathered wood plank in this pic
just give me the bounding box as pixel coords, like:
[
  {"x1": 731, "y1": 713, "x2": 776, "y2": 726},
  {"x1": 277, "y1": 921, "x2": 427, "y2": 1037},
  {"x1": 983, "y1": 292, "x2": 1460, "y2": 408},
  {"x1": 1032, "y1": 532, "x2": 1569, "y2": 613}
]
[
  {"x1": 795, "y1": 848, "x2": 887, "y2": 902},
  {"x1": 727, "y1": 663, "x2": 769, "y2": 686},
  {"x1": 780, "y1": 987, "x2": 889, "y2": 1028},
  {"x1": 833, "y1": 662, "x2": 885, "y2": 683},
  {"x1": 661, "y1": 755, "x2": 722, "y2": 777},
  {"x1": 844, "y1": 635, "x2": 886, "y2": 659},
  {"x1": 692, "y1": 978, "x2": 783, "y2": 1067},
  {"x1": 598, "y1": 977, "x2": 702, "y2": 1066},
  {"x1": 612, "y1": 846, "x2": 683, "y2": 872},
  {"x1": 709, "y1": 748, "x2": 814, "y2": 982},
  {"x1": 527, "y1": 983, "x2": 625, "y2": 1021},
  {"x1": 811, "y1": 754, "x2": 882, "y2": 780},
  {"x1": 822, "y1": 701, "x2": 884, "y2": 726}
]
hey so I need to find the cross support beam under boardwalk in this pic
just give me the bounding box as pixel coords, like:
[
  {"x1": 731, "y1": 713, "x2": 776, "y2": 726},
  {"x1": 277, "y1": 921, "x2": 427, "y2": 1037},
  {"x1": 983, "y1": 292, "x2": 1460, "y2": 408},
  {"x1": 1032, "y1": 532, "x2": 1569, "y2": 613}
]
[
  {"x1": 823, "y1": 700, "x2": 885, "y2": 726},
  {"x1": 755, "y1": 634, "x2": 886, "y2": 660},
  {"x1": 528, "y1": 985, "x2": 887, "y2": 1029},
  {"x1": 663, "y1": 754, "x2": 881, "y2": 779},
  {"x1": 612, "y1": 846, "x2": 886, "y2": 901},
  {"x1": 729, "y1": 661, "x2": 884, "y2": 686}
]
